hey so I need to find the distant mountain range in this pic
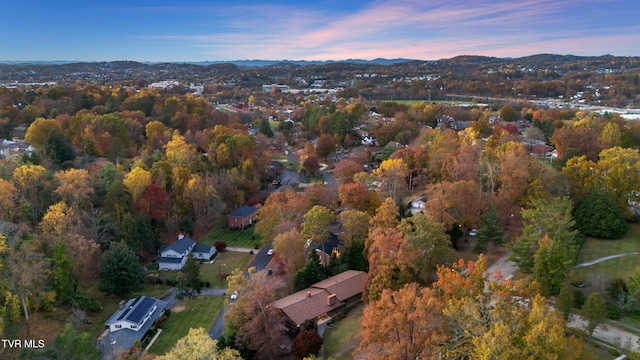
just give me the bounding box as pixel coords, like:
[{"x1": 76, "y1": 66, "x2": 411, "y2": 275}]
[{"x1": 0, "y1": 58, "x2": 416, "y2": 67}]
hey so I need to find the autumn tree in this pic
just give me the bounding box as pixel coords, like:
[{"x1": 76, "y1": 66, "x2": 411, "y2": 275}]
[
  {"x1": 372, "y1": 158, "x2": 408, "y2": 204},
  {"x1": 301, "y1": 205, "x2": 335, "y2": 261},
  {"x1": 224, "y1": 271, "x2": 287, "y2": 360},
  {"x1": 123, "y1": 166, "x2": 152, "y2": 204},
  {"x1": 134, "y1": 183, "x2": 170, "y2": 222},
  {"x1": 424, "y1": 180, "x2": 483, "y2": 232},
  {"x1": 303, "y1": 153, "x2": 320, "y2": 176},
  {"x1": 256, "y1": 189, "x2": 312, "y2": 245},
  {"x1": 54, "y1": 168, "x2": 94, "y2": 211},
  {"x1": 333, "y1": 159, "x2": 364, "y2": 184},
  {"x1": 183, "y1": 173, "x2": 224, "y2": 236},
  {"x1": 338, "y1": 182, "x2": 371, "y2": 212},
  {"x1": 433, "y1": 256, "x2": 584, "y2": 359},
  {"x1": 12, "y1": 164, "x2": 56, "y2": 225},
  {"x1": 356, "y1": 283, "x2": 445, "y2": 360},
  {"x1": 99, "y1": 241, "x2": 144, "y2": 298},
  {"x1": 4, "y1": 239, "x2": 50, "y2": 338},
  {"x1": 292, "y1": 329, "x2": 323, "y2": 359},
  {"x1": 273, "y1": 228, "x2": 308, "y2": 274},
  {"x1": 315, "y1": 133, "x2": 335, "y2": 161},
  {"x1": 25, "y1": 117, "x2": 63, "y2": 151},
  {"x1": 338, "y1": 209, "x2": 370, "y2": 246},
  {"x1": 0, "y1": 179, "x2": 17, "y2": 222},
  {"x1": 533, "y1": 235, "x2": 574, "y2": 295},
  {"x1": 157, "y1": 327, "x2": 242, "y2": 360}
]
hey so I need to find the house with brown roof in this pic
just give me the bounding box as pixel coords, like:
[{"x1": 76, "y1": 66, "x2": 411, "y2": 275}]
[{"x1": 269, "y1": 270, "x2": 366, "y2": 333}]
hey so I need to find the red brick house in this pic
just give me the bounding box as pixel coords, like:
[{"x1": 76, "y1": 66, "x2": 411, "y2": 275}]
[{"x1": 227, "y1": 205, "x2": 257, "y2": 229}]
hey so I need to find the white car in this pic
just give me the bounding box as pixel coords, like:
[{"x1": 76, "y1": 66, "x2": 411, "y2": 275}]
[
  {"x1": 230, "y1": 290, "x2": 239, "y2": 301},
  {"x1": 469, "y1": 229, "x2": 477, "y2": 237},
  {"x1": 267, "y1": 249, "x2": 274, "y2": 256}
]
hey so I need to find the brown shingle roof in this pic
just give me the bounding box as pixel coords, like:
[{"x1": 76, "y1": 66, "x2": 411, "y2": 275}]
[
  {"x1": 311, "y1": 270, "x2": 366, "y2": 301},
  {"x1": 269, "y1": 270, "x2": 366, "y2": 326}
]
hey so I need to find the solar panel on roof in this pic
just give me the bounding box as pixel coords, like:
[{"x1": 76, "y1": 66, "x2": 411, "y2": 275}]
[
  {"x1": 117, "y1": 297, "x2": 142, "y2": 320},
  {"x1": 126, "y1": 296, "x2": 156, "y2": 324}
]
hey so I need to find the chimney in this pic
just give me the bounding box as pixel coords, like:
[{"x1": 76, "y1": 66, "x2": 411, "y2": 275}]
[
  {"x1": 307, "y1": 291, "x2": 311, "y2": 297},
  {"x1": 178, "y1": 233, "x2": 184, "y2": 240},
  {"x1": 118, "y1": 300, "x2": 125, "y2": 310},
  {"x1": 327, "y1": 294, "x2": 337, "y2": 306}
]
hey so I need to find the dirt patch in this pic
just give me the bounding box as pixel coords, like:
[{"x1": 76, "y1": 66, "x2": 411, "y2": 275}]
[{"x1": 171, "y1": 303, "x2": 186, "y2": 313}]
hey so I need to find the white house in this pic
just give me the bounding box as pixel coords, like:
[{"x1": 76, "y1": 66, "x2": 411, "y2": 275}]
[
  {"x1": 157, "y1": 235, "x2": 215, "y2": 270},
  {"x1": 105, "y1": 296, "x2": 166, "y2": 333},
  {"x1": 100, "y1": 296, "x2": 167, "y2": 356}
]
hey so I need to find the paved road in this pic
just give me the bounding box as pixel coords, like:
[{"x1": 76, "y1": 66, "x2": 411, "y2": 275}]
[
  {"x1": 485, "y1": 250, "x2": 518, "y2": 284},
  {"x1": 208, "y1": 244, "x2": 274, "y2": 339},
  {"x1": 575, "y1": 252, "x2": 640, "y2": 268}
]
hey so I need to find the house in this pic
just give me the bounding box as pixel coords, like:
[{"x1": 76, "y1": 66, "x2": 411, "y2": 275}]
[
  {"x1": 100, "y1": 296, "x2": 167, "y2": 357},
  {"x1": 269, "y1": 270, "x2": 366, "y2": 333},
  {"x1": 313, "y1": 232, "x2": 342, "y2": 267},
  {"x1": 409, "y1": 196, "x2": 427, "y2": 215},
  {"x1": 157, "y1": 234, "x2": 215, "y2": 270},
  {"x1": 227, "y1": 205, "x2": 257, "y2": 229}
]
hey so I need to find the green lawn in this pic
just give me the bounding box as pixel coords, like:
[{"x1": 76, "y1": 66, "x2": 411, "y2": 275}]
[
  {"x1": 200, "y1": 251, "x2": 253, "y2": 288},
  {"x1": 323, "y1": 303, "x2": 364, "y2": 359},
  {"x1": 149, "y1": 296, "x2": 224, "y2": 355},
  {"x1": 570, "y1": 224, "x2": 640, "y2": 284},
  {"x1": 200, "y1": 222, "x2": 260, "y2": 248}
]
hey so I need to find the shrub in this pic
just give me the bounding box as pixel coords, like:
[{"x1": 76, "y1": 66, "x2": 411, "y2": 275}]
[
  {"x1": 573, "y1": 290, "x2": 586, "y2": 308},
  {"x1": 214, "y1": 241, "x2": 227, "y2": 252},
  {"x1": 607, "y1": 303, "x2": 621, "y2": 320},
  {"x1": 205, "y1": 281, "x2": 211, "y2": 288}
]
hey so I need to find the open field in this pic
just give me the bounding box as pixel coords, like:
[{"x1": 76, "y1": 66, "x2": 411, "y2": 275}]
[
  {"x1": 148, "y1": 296, "x2": 224, "y2": 355},
  {"x1": 200, "y1": 221, "x2": 260, "y2": 248},
  {"x1": 570, "y1": 224, "x2": 640, "y2": 284},
  {"x1": 323, "y1": 303, "x2": 364, "y2": 359}
]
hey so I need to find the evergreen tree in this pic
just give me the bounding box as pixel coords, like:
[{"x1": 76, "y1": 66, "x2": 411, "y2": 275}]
[
  {"x1": 574, "y1": 189, "x2": 628, "y2": 239},
  {"x1": 294, "y1": 252, "x2": 326, "y2": 291},
  {"x1": 182, "y1": 254, "x2": 202, "y2": 294},
  {"x1": 473, "y1": 206, "x2": 503, "y2": 253},
  {"x1": 99, "y1": 241, "x2": 144, "y2": 298},
  {"x1": 258, "y1": 118, "x2": 274, "y2": 138}
]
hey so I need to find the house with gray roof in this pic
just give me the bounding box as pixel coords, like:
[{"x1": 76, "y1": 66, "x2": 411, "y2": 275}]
[
  {"x1": 157, "y1": 234, "x2": 215, "y2": 270},
  {"x1": 227, "y1": 205, "x2": 257, "y2": 229},
  {"x1": 99, "y1": 295, "x2": 167, "y2": 359}
]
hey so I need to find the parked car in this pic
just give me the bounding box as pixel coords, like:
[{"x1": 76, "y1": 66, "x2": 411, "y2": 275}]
[
  {"x1": 267, "y1": 249, "x2": 274, "y2": 256},
  {"x1": 469, "y1": 229, "x2": 477, "y2": 237},
  {"x1": 230, "y1": 290, "x2": 239, "y2": 301}
]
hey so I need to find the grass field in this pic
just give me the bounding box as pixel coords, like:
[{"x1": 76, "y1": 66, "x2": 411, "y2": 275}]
[
  {"x1": 200, "y1": 251, "x2": 253, "y2": 287},
  {"x1": 323, "y1": 303, "x2": 364, "y2": 359},
  {"x1": 570, "y1": 224, "x2": 640, "y2": 284},
  {"x1": 200, "y1": 221, "x2": 260, "y2": 248},
  {"x1": 149, "y1": 296, "x2": 224, "y2": 355}
]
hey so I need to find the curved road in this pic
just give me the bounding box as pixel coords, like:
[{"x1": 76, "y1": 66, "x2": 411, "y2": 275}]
[{"x1": 574, "y1": 252, "x2": 640, "y2": 268}]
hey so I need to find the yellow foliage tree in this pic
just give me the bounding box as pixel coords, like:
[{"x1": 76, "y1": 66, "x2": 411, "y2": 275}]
[
  {"x1": 156, "y1": 327, "x2": 242, "y2": 360},
  {"x1": 123, "y1": 166, "x2": 152, "y2": 204}
]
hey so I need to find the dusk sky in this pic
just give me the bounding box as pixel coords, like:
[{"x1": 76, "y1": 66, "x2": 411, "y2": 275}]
[{"x1": 3, "y1": 0, "x2": 640, "y2": 62}]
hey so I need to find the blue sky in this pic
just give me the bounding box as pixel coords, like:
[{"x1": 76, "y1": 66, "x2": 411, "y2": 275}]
[{"x1": 3, "y1": 0, "x2": 639, "y2": 62}]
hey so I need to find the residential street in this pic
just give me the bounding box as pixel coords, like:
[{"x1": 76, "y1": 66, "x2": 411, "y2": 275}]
[{"x1": 486, "y1": 250, "x2": 640, "y2": 353}]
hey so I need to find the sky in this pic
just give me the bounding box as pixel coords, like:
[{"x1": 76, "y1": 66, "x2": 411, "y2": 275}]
[{"x1": 2, "y1": 0, "x2": 640, "y2": 62}]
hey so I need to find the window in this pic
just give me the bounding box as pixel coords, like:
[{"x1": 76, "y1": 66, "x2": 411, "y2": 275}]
[{"x1": 115, "y1": 324, "x2": 121, "y2": 329}]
